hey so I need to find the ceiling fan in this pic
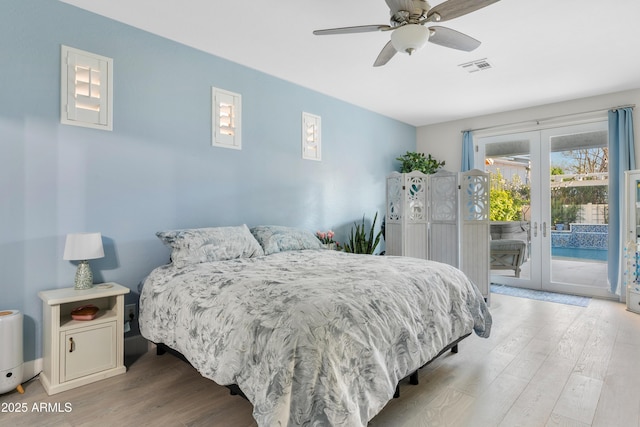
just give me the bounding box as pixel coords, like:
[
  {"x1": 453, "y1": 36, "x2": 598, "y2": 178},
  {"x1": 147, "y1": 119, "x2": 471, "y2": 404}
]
[{"x1": 313, "y1": 0, "x2": 500, "y2": 67}]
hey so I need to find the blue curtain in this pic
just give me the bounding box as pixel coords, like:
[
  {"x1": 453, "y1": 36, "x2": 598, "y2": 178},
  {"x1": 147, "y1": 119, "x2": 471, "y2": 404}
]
[
  {"x1": 462, "y1": 131, "x2": 474, "y2": 171},
  {"x1": 608, "y1": 107, "x2": 636, "y2": 295}
]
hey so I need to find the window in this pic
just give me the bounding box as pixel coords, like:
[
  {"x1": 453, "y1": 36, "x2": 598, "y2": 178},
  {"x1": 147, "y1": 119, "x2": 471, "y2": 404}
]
[
  {"x1": 61, "y1": 45, "x2": 113, "y2": 131},
  {"x1": 212, "y1": 87, "x2": 241, "y2": 150},
  {"x1": 302, "y1": 112, "x2": 321, "y2": 161}
]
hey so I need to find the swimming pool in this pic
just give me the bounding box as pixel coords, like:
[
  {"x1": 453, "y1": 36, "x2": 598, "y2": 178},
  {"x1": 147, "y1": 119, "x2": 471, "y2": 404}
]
[{"x1": 552, "y1": 247, "x2": 608, "y2": 261}]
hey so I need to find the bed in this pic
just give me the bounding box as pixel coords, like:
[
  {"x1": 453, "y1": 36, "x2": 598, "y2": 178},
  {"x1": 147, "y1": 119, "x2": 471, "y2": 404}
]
[{"x1": 139, "y1": 224, "x2": 492, "y2": 426}]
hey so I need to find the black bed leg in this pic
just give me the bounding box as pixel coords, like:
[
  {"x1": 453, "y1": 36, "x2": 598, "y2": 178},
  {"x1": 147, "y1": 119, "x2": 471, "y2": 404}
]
[
  {"x1": 394, "y1": 385, "x2": 400, "y2": 398},
  {"x1": 451, "y1": 344, "x2": 459, "y2": 354},
  {"x1": 409, "y1": 371, "x2": 419, "y2": 385},
  {"x1": 156, "y1": 343, "x2": 167, "y2": 355}
]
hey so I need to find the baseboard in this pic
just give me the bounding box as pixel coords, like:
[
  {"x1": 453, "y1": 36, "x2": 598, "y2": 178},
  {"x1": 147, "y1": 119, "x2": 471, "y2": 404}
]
[
  {"x1": 21, "y1": 336, "x2": 149, "y2": 384},
  {"x1": 22, "y1": 358, "x2": 42, "y2": 383},
  {"x1": 125, "y1": 334, "x2": 151, "y2": 356}
]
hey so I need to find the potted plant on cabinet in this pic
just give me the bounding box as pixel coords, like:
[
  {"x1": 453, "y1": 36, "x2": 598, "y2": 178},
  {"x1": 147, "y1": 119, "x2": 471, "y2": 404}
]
[{"x1": 396, "y1": 151, "x2": 445, "y2": 174}]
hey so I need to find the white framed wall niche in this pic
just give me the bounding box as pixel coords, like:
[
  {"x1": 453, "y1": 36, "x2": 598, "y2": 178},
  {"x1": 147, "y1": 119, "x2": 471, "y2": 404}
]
[
  {"x1": 60, "y1": 45, "x2": 113, "y2": 131},
  {"x1": 302, "y1": 112, "x2": 321, "y2": 161},
  {"x1": 212, "y1": 87, "x2": 241, "y2": 150}
]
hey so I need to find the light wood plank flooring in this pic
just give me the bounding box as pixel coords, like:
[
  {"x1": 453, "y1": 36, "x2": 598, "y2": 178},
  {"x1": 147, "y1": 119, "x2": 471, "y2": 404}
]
[{"x1": 2, "y1": 293, "x2": 640, "y2": 426}]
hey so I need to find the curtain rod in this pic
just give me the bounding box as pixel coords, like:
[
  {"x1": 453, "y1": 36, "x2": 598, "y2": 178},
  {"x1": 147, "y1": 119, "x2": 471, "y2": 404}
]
[{"x1": 461, "y1": 104, "x2": 636, "y2": 134}]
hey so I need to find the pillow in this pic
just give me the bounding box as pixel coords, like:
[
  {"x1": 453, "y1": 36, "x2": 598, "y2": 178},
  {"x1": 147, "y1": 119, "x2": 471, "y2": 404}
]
[
  {"x1": 156, "y1": 224, "x2": 264, "y2": 267},
  {"x1": 250, "y1": 225, "x2": 323, "y2": 255}
]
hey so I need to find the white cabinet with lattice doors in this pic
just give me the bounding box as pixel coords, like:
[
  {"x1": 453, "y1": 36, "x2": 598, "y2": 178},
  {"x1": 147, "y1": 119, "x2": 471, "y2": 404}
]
[
  {"x1": 624, "y1": 170, "x2": 640, "y2": 314},
  {"x1": 385, "y1": 169, "x2": 490, "y2": 301}
]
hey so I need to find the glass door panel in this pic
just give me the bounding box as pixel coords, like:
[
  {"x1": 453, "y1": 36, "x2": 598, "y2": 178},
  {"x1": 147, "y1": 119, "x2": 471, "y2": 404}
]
[
  {"x1": 477, "y1": 131, "x2": 541, "y2": 289},
  {"x1": 478, "y1": 122, "x2": 612, "y2": 298},
  {"x1": 542, "y1": 122, "x2": 611, "y2": 297}
]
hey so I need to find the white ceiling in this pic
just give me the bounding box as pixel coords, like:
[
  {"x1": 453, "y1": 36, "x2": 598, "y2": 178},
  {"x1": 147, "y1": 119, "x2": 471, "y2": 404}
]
[{"x1": 60, "y1": 0, "x2": 640, "y2": 127}]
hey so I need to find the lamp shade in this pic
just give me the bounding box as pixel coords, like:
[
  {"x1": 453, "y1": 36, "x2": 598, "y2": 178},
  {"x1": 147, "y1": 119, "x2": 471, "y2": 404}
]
[
  {"x1": 391, "y1": 24, "x2": 429, "y2": 55},
  {"x1": 63, "y1": 233, "x2": 105, "y2": 261}
]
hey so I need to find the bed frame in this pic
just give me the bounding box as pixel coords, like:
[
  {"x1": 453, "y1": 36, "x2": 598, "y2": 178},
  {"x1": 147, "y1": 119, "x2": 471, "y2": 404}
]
[
  {"x1": 155, "y1": 344, "x2": 250, "y2": 398},
  {"x1": 393, "y1": 332, "x2": 470, "y2": 398},
  {"x1": 155, "y1": 332, "x2": 471, "y2": 401}
]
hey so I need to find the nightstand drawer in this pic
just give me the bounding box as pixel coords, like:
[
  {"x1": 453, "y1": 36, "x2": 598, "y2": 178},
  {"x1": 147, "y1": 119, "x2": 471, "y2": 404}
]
[
  {"x1": 60, "y1": 322, "x2": 117, "y2": 382},
  {"x1": 628, "y1": 289, "x2": 640, "y2": 314}
]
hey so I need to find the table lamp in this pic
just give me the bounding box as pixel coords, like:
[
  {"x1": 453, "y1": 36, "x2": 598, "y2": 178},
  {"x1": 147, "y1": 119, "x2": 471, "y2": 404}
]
[{"x1": 63, "y1": 232, "x2": 105, "y2": 290}]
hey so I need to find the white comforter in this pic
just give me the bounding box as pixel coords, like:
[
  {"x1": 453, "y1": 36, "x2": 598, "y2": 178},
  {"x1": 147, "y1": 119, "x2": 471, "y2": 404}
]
[{"x1": 139, "y1": 250, "x2": 491, "y2": 426}]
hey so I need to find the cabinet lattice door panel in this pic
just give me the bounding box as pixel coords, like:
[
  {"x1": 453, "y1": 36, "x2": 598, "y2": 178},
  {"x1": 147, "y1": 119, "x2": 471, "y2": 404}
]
[
  {"x1": 386, "y1": 171, "x2": 429, "y2": 259},
  {"x1": 459, "y1": 170, "x2": 490, "y2": 300},
  {"x1": 429, "y1": 170, "x2": 459, "y2": 267}
]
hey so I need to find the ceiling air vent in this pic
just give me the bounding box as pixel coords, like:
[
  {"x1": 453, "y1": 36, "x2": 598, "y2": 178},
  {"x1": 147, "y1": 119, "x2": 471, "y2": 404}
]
[{"x1": 459, "y1": 58, "x2": 492, "y2": 73}]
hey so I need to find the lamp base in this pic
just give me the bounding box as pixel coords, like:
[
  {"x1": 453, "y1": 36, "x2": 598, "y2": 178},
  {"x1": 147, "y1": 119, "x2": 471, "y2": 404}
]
[{"x1": 74, "y1": 261, "x2": 93, "y2": 290}]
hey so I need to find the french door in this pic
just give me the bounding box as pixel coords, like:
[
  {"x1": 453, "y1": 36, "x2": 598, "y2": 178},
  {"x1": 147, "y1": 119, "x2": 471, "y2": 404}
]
[{"x1": 477, "y1": 121, "x2": 613, "y2": 298}]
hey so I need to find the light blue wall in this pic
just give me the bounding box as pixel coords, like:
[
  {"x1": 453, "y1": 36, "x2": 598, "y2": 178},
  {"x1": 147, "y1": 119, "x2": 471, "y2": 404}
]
[{"x1": 0, "y1": 0, "x2": 415, "y2": 362}]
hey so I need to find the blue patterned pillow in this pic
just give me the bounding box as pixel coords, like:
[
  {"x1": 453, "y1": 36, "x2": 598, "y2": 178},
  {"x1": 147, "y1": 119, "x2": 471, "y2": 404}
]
[
  {"x1": 250, "y1": 225, "x2": 323, "y2": 255},
  {"x1": 157, "y1": 224, "x2": 264, "y2": 267}
]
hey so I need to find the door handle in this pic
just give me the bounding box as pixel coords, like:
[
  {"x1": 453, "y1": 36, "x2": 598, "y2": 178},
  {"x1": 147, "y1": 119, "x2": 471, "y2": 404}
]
[
  {"x1": 69, "y1": 337, "x2": 75, "y2": 353},
  {"x1": 533, "y1": 222, "x2": 538, "y2": 237},
  {"x1": 543, "y1": 222, "x2": 547, "y2": 238}
]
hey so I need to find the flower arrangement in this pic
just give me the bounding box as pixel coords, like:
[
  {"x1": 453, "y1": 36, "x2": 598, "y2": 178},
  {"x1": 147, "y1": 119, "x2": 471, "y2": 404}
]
[
  {"x1": 316, "y1": 230, "x2": 341, "y2": 250},
  {"x1": 316, "y1": 230, "x2": 335, "y2": 244}
]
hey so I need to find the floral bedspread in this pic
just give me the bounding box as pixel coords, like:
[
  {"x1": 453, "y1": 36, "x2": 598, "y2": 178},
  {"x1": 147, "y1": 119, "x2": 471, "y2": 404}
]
[{"x1": 139, "y1": 250, "x2": 491, "y2": 426}]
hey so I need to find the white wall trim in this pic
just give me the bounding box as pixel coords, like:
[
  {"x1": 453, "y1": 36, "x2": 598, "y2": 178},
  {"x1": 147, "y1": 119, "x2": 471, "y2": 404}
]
[{"x1": 22, "y1": 358, "x2": 43, "y2": 383}]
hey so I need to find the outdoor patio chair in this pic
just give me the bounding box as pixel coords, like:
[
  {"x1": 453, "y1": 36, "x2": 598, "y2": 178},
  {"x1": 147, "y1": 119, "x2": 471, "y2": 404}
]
[{"x1": 490, "y1": 239, "x2": 527, "y2": 278}]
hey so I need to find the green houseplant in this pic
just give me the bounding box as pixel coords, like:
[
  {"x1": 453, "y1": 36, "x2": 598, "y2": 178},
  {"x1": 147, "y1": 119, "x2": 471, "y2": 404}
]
[
  {"x1": 396, "y1": 152, "x2": 445, "y2": 174},
  {"x1": 343, "y1": 212, "x2": 383, "y2": 254}
]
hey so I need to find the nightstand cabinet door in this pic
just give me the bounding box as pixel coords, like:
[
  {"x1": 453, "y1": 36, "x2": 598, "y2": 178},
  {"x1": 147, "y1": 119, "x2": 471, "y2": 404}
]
[{"x1": 60, "y1": 322, "x2": 117, "y2": 382}]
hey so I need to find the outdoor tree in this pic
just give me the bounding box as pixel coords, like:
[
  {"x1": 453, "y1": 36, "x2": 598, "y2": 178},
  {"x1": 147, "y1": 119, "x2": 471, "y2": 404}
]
[
  {"x1": 489, "y1": 169, "x2": 529, "y2": 221},
  {"x1": 565, "y1": 147, "x2": 608, "y2": 174},
  {"x1": 550, "y1": 166, "x2": 563, "y2": 175}
]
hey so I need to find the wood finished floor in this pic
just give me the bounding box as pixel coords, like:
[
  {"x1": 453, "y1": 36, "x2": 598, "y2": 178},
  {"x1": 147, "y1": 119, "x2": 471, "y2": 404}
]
[{"x1": 2, "y1": 293, "x2": 640, "y2": 427}]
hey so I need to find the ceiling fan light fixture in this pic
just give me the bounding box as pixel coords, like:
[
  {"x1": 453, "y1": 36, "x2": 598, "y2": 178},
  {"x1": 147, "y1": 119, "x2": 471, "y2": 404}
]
[{"x1": 390, "y1": 24, "x2": 429, "y2": 55}]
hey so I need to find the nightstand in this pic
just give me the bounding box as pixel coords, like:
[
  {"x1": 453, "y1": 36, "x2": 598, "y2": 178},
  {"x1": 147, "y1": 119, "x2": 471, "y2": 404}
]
[
  {"x1": 38, "y1": 283, "x2": 130, "y2": 395},
  {"x1": 628, "y1": 286, "x2": 640, "y2": 315}
]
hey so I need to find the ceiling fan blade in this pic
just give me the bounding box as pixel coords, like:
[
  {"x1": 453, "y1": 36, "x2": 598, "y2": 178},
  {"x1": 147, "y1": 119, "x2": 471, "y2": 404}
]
[
  {"x1": 426, "y1": 0, "x2": 500, "y2": 22},
  {"x1": 428, "y1": 26, "x2": 480, "y2": 51},
  {"x1": 373, "y1": 41, "x2": 398, "y2": 67},
  {"x1": 313, "y1": 24, "x2": 391, "y2": 36},
  {"x1": 385, "y1": 0, "x2": 421, "y2": 15}
]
